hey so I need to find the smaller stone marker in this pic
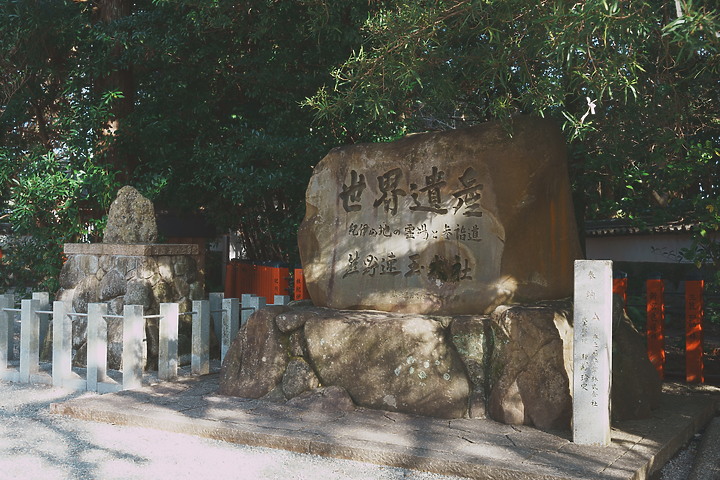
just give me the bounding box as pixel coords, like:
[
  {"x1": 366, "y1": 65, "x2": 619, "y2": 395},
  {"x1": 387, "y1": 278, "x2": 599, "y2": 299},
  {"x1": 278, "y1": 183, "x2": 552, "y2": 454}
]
[{"x1": 573, "y1": 260, "x2": 612, "y2": 445}]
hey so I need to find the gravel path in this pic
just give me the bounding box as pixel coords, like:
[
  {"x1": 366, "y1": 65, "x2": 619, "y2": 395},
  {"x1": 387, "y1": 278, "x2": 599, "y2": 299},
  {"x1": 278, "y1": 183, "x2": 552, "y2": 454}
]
[
  {"x1": 0, "y1": 381, "x2": 472, "y2": 480},
  {"x1": 3, "y1": 380, "x2": 716, "y2": 479}
]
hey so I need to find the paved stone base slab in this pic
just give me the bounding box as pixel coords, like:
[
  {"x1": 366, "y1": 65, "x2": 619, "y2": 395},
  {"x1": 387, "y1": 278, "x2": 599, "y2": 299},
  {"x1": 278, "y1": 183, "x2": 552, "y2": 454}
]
[{"x1": 49, "y1": 374, "x2": 717, "y2": 480}]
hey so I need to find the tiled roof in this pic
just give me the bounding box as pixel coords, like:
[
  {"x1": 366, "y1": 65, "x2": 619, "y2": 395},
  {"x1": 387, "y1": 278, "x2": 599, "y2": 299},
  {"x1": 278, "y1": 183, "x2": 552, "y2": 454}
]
[{"x1": 584, "y1": 219, "x2": 698, "y2": 237}]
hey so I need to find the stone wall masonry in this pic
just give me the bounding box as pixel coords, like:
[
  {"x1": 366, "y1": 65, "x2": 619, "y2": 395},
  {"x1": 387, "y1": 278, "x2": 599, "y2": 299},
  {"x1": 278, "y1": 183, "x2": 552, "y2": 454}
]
[{"x1": 56, "y1": 243, "x2": 204, "y2": 370}]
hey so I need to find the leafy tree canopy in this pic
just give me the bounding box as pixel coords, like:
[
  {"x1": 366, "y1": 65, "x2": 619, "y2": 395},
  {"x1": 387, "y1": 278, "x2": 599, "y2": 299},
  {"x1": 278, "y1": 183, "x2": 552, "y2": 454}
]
[
  {"x1": 1, "y1": 0, "x2": 718, "y2": 292},
  {"x1": 307, "y1": 0, "x2": 719, "y2": 233},
  {"x1": 0, "y1": 0, "x2": 376, "y2": 290}
]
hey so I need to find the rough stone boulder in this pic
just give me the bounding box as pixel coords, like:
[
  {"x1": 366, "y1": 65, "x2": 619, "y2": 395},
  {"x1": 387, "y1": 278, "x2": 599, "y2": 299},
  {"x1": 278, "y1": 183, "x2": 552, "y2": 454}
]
[
  {"x1": 103, "y1": 185, "x2": 158, "y2": 244},
  {"x1": 303, "y1": 309, "x2": 471, "y2": 418},
  {"x1": 487, "y1": 296, "x2": 662, "y2": 429},
  {"x1": 219, "y1": 306, "x2": 291, "y2": 398},
  {"x1": 450, "y1": 316, "x2": 491, "y2": 418},
  {"x1": 286, "y1": 386, "x2": 356, "y2": 414},
  {"x1": 487, "y1": 301, "x2": 573, "y2": 430},
  {"x1": 219, "y1": 300, "x2": 661, "y2": 428},
  {"x1": 298, "y1": 116, "x2": 583, "y2": 315},
  {"x1": 611, "y1": 296, "x2": 662, "y2": 420}
]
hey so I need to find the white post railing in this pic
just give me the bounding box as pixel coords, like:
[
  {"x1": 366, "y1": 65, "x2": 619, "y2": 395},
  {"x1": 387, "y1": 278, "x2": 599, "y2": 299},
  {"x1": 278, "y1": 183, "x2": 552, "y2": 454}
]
[
  {"x1": 221, "y1": 297, "x2": 240, "y2": 363},
  {"x1": 19, "y1": 298, "x2": 41, "y2": 383},
  {"x1": 123, "y1": 304, "x2": 145, "y2": 390},
  {"x1": 0, "y1": 290, "x2": 279, "y2": 391},
  {"x1": 0, "y1": 294, "x2": 15, "y2": 370},
  {"x1": 192, "y1": 300, "x2": 210, "y2": 375},
  {"x1": 209, "y1": 292, "x2": 224, "y2": 348},
  {"x1": 86, "y1": 302, "x2": 109, "y2": 393},
  {"x1": 159, "y1": 303, "x2": 179, "y2": 381},
  {"x1": 273, "y1": 295, "x2": 290, "y2": 307},
  {"x1": 52, "y1": 301, "x2": 71, "y2": 387}
]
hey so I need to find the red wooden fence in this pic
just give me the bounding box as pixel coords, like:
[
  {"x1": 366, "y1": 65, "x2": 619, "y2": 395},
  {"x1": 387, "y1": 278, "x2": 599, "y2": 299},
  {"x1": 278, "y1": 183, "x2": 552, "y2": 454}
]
[
  {"x1": 646, "y1": 276, "x2": 666, "y2": 380},
  {"x1": 685, "y1": 278, "x2": 704, "y2": 383},
  {"x1": 224, "y1": 260, "x2": 309, "y2": 301}
]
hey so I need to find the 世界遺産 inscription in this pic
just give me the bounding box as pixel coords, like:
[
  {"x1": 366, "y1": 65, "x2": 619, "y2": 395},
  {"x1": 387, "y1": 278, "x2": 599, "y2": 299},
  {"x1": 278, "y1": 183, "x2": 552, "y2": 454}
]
[{"x1": 340, "y1": 166, "x2": 484, "y2": 217}]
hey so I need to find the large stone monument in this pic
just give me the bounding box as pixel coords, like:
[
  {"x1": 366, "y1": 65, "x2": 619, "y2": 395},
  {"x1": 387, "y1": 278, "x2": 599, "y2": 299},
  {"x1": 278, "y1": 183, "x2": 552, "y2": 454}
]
[
  {"x1": 221, "y1": 117, "x2": 661, "y2": 429},
  {"x1": 56, "y1": 186, "x2": 204, "y2": 369},
  {"x1": 299, "y1": 116, "x2": 583, "y2": 314}
]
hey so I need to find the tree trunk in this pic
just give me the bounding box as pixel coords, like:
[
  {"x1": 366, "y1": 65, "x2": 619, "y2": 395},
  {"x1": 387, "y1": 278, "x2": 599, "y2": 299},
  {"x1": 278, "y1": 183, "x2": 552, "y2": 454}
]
[{"x1": 92, "y1": 0, "x2": 136, "y2": 182}]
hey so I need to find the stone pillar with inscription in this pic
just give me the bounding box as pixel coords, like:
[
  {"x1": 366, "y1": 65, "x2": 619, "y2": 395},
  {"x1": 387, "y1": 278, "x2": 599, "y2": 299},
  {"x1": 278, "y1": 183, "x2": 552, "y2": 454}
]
[{"x1": 573, "y1": 260, "x2": 612, "y2": 445}]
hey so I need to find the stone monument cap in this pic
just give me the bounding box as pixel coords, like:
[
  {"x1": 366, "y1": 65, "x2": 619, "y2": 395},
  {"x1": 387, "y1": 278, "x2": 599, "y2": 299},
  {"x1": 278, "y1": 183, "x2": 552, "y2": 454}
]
[{"x1": 103, "y1": 185, "x2": 158, "y2": 244}]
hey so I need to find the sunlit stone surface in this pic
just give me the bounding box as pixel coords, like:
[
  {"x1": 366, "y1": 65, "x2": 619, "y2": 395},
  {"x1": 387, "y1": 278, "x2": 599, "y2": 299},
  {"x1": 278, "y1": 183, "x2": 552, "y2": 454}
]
[{"x1": 299, "y1": 116, "x2": 583, "y2": 314}]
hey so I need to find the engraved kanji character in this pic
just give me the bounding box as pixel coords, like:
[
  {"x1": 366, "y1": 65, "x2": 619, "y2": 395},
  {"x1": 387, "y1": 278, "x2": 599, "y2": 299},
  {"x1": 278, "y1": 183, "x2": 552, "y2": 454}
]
[
  {"x1": 409, "y1": 166, "x2": 448, "y2": 214},
  {"x1": 468, "y1": 224, "x2": 482, "y2": 242},
  {"x1": 339, "y1": 170, "x2": 366, "y2": 212},
  {"x1": 416, "y1": 224, "x2": 429, "y2": 240},
  {"x1": 405, "y1": 254, "x2": 423, "y2": 277},
  {"x1": 381, "y1": 252, "x2": 401, "y2": 276},
  {"x1": 363, "y1": 255, "x2": 379, "y2": 276},
  {"x1": 378, "y1": 223, "x2": 392, "y2": 237},
  {"x1": 343, "y1": 251, "x2": 360, "y2": 278},
  {"x1": 373, "y1": 168, "x2": 406, "y2": 215},
  {"x1": 451, "y1": 167, "x2": 484, "y2": 217},
  {"x1": 449, "y1": 255, "x2": 473, "y2": 281},
  {"x1": 404, "y1": 224, "x2": 416, "y2": 239}
]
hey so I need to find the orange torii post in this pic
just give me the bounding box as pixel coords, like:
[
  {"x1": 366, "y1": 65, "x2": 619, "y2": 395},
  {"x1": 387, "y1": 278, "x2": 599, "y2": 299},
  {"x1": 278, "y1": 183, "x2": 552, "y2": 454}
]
[
  {"x1": 646, "y1": 275, "x2": 665, "y2": 380},
  {"x1": 613, "y1": 271, "x2": 628, "y2": 308},
  {"x1": 255, "y1": 264, "x2": 272, "y2": 300},
  {"x1": 685, "y1": 276, "x2": 704, "y2": 383}
]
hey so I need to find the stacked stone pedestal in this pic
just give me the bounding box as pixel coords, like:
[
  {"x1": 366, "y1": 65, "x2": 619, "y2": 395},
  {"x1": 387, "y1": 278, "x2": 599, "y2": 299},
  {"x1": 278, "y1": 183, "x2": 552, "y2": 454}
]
[
  {"x1": 56, "y1": 243, "x2": 204, "y2": 370},
  {"x1": 220, "y1": 299, "x2": 661, "y2": 430}
]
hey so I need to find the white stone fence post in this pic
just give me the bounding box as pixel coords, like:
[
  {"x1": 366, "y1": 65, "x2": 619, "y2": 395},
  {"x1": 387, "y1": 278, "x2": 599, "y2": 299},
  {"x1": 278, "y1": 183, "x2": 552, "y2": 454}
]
[{"x1": 0, "y1": 292, "x2": 288, "y2": 392}]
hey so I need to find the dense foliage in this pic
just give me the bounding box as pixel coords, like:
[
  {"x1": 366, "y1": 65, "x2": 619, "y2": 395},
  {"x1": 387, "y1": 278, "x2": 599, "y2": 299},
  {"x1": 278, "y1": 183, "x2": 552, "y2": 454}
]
[
  {"x1": 1, "y1": 0, "x2": 718, "y2": 292},
  {"x1": 0, "y1": 0, "x2": 376, "y2": 290},
  {"x1": 307, "y1": 0, "x2": 719, "y2": 228}
]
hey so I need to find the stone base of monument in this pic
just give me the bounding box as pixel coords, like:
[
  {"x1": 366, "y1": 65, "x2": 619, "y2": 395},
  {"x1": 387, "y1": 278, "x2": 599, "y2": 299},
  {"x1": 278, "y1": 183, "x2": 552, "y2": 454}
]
[
  {"x1": 55, "y1": 243, "x2": 206, "y2": 370},
  {"x1": 219, "y1": 297, "x2": 661, "y2": 430}
]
